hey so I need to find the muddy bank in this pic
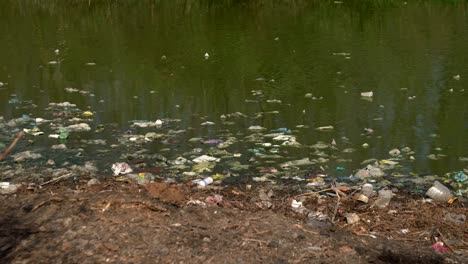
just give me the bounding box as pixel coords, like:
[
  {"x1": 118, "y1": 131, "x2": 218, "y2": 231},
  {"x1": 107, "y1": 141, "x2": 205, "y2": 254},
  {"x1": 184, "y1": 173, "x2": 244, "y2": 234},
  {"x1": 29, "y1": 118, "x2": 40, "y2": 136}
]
[{"x1": 0, "y1": 179, "x2": 466, "y2": 263}]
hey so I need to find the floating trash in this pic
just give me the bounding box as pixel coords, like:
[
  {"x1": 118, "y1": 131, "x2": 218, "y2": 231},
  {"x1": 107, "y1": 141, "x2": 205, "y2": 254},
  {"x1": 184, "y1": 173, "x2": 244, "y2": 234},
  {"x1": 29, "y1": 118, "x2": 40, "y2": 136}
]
[
  {"x1": 453, "y1": 172, "x2": 467, "y2": 183},
  {"x1": 389, "y1": 149, "x2": 401, "y2": 156},
  {"x1": 192, "y1": 155, "x2": 220, "y2": 163},
  {"x1": 82, "y1": 111, "x2": 94, "y2": 117},
  {"x1": 111, "y1": 162, "x2": 133, "y2": 176},
  {"x1": 315, "y1": 126, "x2": 334, "y2": 131}
]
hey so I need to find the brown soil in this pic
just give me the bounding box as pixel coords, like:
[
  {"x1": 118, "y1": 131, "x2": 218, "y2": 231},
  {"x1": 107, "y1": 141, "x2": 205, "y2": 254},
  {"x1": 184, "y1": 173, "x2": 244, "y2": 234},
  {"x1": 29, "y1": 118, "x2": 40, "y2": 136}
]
[{"x1": 0, "y1": 179, "x2": 466, "y2": 264}]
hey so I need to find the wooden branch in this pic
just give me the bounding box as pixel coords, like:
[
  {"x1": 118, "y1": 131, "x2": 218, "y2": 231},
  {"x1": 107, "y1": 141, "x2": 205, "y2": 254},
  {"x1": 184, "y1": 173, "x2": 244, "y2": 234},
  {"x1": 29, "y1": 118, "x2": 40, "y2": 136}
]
[{"x1": 0, "y1": 131, "x2": 25, "y2": 161}]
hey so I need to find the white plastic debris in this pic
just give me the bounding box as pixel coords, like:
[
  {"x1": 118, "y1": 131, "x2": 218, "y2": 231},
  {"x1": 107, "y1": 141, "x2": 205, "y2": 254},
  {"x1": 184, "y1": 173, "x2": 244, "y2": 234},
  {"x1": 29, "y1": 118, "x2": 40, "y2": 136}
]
[
  {"x1": 361, "y1": 91, "x2": 373, "y2": 97},
  {"x1": 192, "y1": 155, "x2": 220, "y2": 163},
  {"x1": 291, "y1": 199, "x2": 303, "y2": 209},
  {"x1": 374, "y1": 190, "x2": 393, "y2": 208},
  {"x1": 132, "y1": 120, "x2": 161, "y2": 128},
  {"x1": 204, "y1": 52, "x2": 210, "y2": 60},
  {"x1": 273, "y1": 135, "x2": 295, "y2": 141},
  {"x1": 35, "y1": 118, "x2": 49, "y2": 124},
  {"x1": 248, "y1": 126, "x2": 266, "y2": 131},
  {"x1": 426, "y1": 181, "x2": 453, "y2": 202},
  {"x1": 174, "y1": 157, "x2": 188, "y2": 165},
  {"x1": 200, "y1": 121, "x2": 215, "y2": 126},
  {"x1": 111, "y1": 162, "x2": 133, "y2": 176},
  {"x1": 315, "y1": 126, "x2": 334, "y2": 131},
  {"x1": 389, "y1": 149, "x2": 401, "y2": 156},
  {"x1": 23, "y1": 128, "x2": 44, "y2": 136},
  {"x1": 67, "y1": 123, "x2": 91, "y2": 132},
  {"x1": 187, "y1": 199, "x2": 207, "y2": 207},
  {"x1": 193, "y1": 177, "x2": 213, "y2": 188},
  {"x1": 0, "y1": 182, "x2": 20, "y2": 194},
  {"x1": 362, "y1": 183, "x2": 374, "y2": 197}
]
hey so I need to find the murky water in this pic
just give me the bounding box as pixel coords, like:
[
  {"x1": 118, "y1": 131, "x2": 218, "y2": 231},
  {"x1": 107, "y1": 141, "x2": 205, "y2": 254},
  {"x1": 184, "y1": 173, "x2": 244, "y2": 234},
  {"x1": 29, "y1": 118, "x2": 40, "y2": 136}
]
[{"x1": 0, "y1": 1, "x2": 467, "y2": 187}]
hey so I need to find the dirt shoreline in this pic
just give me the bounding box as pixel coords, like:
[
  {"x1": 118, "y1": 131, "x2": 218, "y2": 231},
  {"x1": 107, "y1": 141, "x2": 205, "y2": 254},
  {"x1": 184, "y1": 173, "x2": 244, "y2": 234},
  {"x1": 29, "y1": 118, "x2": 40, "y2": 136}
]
[{"x1": 0, "y1": 178, "x2": 466, "y2": 263}]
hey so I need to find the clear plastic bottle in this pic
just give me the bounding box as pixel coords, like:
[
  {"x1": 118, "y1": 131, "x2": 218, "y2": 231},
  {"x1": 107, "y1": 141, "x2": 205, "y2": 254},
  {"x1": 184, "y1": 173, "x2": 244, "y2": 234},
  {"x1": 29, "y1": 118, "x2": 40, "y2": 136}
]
[
  {"x1": 193, "y1": 177, "x2": 213, "y2": 188},
  {"x1": 374, "y1": 190, "x2": 393, "y2": 208},
  {"x1": 426, "y1": 181, "x2": 453, "y2": 202},
  {"x1": 361, "y1": 183, "x2": 374, "y2": 197}
]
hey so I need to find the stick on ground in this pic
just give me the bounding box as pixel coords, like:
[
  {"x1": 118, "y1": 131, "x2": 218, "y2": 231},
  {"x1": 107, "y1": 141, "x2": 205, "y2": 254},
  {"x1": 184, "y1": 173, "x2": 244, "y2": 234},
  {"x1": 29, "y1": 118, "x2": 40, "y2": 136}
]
[{"x1": 0, "y1": 131, "x2": 25, "y2": 161}]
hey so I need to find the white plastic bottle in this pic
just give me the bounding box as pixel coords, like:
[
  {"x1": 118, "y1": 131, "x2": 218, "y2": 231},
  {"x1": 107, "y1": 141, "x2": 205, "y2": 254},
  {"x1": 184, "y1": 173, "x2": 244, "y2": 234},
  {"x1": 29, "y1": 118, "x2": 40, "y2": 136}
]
[{"x1": 194, "y1": 177, "x2": 213, "y2": 188}]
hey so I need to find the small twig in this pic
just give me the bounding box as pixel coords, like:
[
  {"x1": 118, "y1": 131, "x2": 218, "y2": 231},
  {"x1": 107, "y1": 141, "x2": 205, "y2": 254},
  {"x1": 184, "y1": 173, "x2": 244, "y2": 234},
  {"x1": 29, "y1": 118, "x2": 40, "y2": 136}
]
[
  {"x1": 0, "y1": 131, "x2": 24, "y2": 161},
  {"x1": 331, "y1": 187, "x2": 341, "y2": 223},
  {"x1": 40, "y1": 173, "x2": 72, "y2": 186},
  {"x1": 31, "y1": 197, "x2": 64, "y2": 212},
  {"x1": 294, "y1": 224, "x2": 319, "y2": 235},
  {"x1": 333, "y1": 187, "x2": 348, "y2": 198},
  {"x1": 102, "y1": 202, "x2": 111, "y2": 212}
]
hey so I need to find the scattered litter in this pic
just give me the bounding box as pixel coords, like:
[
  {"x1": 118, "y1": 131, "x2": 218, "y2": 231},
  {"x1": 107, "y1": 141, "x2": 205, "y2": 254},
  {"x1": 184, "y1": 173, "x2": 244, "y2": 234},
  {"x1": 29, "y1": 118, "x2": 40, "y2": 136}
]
[
  {"x1": 354, "y1": 194, "x2": 369, "y2": 203},
  {"x1": 361, "y1": 183, "x2": 374, "y2": 197},
  {"x1": 291, "y1": 199, "x2": 303, "y2": 209},
  {"x1": 315, "y1": 126, "x2": 334, "y2": 131},
  {"x1": 23, "y1": 127, "x2": 43, "y2": 136},
  {"x1": 360, "y1": 91, "x2": 373, "y2": 97},
  {"x1": 345, "y1": 213, "x2": 360, "y2": 225},
  {"x1": 111, "y1": 162, "x2": 133, "y2": 176},
  {"x1": 431, "y1": 242, "x2": 449, "y2": 253},
  {"x1": 444, "y1": 213, "x2": 466, "y2": 223},
  {"x1": 82, "y1": 111, "x2": 94, "y2": 117},
  {"x1": 374, "y1": 190, "x2": 393, "y2": 208},
  {"x1": 426, "y1": 181, "x2": 453, "y2": 202},
  {"x1": 201, "y1": 121, "x2": 215, "y2": 126},
  {"x1": 193, "y1": 177, "x2": 213, "y2": 188},
  {"x1": 132, "y1": 120, "x2": 163, "y2": 128},
  {"x1": 67, "y1": 123, "x2": 91, "y2": 132},
  {"x1": 187, "y1": 200, "x2": 206, "y2": 207},
  {"x1": 389, "y1": 149, "x2": 401, "y2": 156},
  {"x1": 192, "y1": 155, "x2": 220, "y2": 163},
  {"x1": 248, "y1": 125, "x2": 266, "y2": 132},
  {"x1": 453, "y1": 171, "x2": 467, "y2": 183},
  {"x1": 0, "y1": 182, "x2": 20, "y2": 194},
  {"x1": 205, "y1": 194, "x2": 223, "y2": 205}
]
